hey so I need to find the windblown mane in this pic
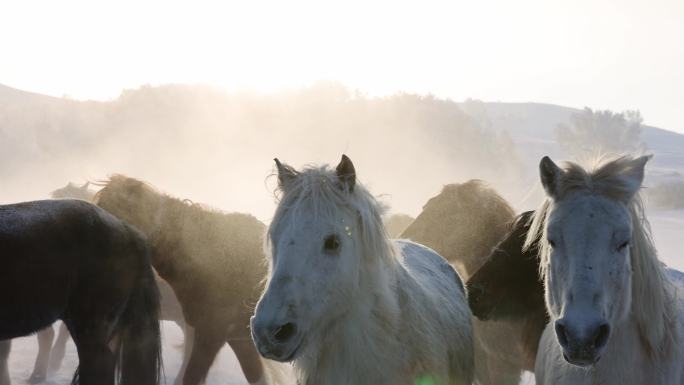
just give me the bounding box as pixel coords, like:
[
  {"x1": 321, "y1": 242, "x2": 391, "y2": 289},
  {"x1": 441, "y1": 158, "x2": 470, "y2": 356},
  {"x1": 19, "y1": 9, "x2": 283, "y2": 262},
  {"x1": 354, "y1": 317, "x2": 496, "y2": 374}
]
[
  {"x1": 268, "y1": 165, "x2": 395, "y2": 267},
  {"x1": 525, "y1": 155, "x2": 678, "y2": 358}
]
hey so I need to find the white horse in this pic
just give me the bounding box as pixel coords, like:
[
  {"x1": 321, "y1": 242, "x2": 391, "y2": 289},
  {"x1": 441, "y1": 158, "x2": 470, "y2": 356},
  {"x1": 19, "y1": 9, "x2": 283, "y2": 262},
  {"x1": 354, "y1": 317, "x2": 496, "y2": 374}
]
[
  {"x1": 527, "y1": 155, "x2": 684, "y2": 385},
  {"x1": 251, "y1": 155, "x2": 474, "y2": 385}
]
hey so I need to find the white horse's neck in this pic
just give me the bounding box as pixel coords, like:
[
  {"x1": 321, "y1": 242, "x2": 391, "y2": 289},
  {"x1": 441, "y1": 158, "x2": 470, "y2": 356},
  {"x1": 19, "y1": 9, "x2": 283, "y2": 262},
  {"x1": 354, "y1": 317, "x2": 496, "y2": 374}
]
[{"x1": 295, "y1": 251, "x2": 408, "y2": 385}]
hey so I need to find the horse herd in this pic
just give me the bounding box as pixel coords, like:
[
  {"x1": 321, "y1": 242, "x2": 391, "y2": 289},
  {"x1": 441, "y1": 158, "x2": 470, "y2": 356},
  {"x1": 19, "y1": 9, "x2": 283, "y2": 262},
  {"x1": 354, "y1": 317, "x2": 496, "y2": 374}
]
[{"x1": 0, "y1": 154, "x2": 683, "y2": 385}]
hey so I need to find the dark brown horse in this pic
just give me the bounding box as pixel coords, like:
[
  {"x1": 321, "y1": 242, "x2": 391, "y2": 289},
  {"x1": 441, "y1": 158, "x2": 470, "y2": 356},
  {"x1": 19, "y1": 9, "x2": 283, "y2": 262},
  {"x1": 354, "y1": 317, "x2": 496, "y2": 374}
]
[
  {"x1": 465, "y1": 210, "x2": 547, "y2": 370},
  {"x1": 0, "y1": 182, "x2": 185, "y2": 385},
  {"x1": 0, "y1": 341, "x2": 8, "y2": 385},
  {"x1": 94, "y1": 176, "x2": 271, "y2": 385},
  {"x1": 33, "y1": 182, "x2": 96, "y2": 384},
  {"x1": 0, "y1": 199, "x2": 162, "y2": 385}
]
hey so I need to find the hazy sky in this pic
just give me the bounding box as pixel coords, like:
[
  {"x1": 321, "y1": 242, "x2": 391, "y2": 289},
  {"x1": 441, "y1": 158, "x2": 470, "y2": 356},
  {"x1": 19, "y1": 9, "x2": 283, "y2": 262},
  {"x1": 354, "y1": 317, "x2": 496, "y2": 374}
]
[{"x1": 2, "y1": 0, "x2": 683, "y2": 132}]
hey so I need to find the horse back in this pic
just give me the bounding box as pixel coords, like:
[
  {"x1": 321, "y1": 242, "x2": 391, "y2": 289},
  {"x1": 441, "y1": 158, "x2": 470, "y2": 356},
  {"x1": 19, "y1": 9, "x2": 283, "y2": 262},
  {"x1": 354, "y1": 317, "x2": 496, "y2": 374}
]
[
  {"x1": 394, "y1": 239, "x2": 465, "y2": 295},
  {"x1": 1, "y1": 199, "x2": 126, "y2": 245},
  {"x1": 0, "y1": 199, "x2": 148, "y2": 338}
]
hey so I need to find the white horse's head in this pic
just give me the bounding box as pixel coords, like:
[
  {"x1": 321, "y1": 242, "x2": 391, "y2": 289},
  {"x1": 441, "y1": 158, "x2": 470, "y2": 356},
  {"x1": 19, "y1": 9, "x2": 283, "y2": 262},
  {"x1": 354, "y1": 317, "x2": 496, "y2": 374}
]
[
  {"x1": 251, "y1": 155, "x2": 391, "y2": 362},
  {"x1": 532, "y1": 155, "x2": 650, "y2": 366}
]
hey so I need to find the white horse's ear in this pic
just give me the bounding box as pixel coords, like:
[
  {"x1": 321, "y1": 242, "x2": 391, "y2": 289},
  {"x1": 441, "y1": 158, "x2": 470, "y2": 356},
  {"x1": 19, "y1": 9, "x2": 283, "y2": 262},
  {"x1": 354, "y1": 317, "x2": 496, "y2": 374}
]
[
  {"x1": 539, "y1": 156, "x2": 563, "y2": 199},
  {"x1": 621, "y1": 155, "x2": 652, "y2": 199},
  {"x1": 82, "y1": 182, "x2": 90, "y2": 190},
  {"x1": 336, "y1": 154, "x2": 356, "y2": 193},
  {"x1": 274, "y1": 158, "x2": 297, "y2": 191}
]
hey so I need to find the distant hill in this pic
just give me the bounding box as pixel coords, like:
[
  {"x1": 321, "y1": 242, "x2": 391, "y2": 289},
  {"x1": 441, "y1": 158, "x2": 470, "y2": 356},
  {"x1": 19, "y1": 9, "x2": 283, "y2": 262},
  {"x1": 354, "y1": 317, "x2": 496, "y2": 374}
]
[
  {"x1": 1, "y1": 82, "x2": 683, "y2": 215},
  {"x1": 459, "y1": 101, "x2": 684, "y2": 173},
  {"x1": 0, "y1": 83, "x2": 521, "y2": 217},
  {"x1": 0, "y1": 83, "x2": 63, "y2": 105}
]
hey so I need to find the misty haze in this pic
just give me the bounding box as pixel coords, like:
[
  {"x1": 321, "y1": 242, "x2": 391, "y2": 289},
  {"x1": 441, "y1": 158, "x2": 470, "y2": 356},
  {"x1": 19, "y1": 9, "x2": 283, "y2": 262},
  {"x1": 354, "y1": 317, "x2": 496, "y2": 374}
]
[
  {"x1": 2, "y1": 81, "x2": 684, "y2": 384},
  {"x1": 2, "y1": 1, "x2": 684, "y2": 384}
]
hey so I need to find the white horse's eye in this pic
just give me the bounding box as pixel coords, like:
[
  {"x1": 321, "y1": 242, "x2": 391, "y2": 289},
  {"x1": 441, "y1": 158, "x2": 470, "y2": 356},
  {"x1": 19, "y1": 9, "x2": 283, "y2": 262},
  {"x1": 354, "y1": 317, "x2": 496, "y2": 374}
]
[
  {"x1": 617, "y1": 241, "x2": 630, "y2": 252},
  {"x1": 323, "y1": 234, "x2": 341, "y2": 253}
]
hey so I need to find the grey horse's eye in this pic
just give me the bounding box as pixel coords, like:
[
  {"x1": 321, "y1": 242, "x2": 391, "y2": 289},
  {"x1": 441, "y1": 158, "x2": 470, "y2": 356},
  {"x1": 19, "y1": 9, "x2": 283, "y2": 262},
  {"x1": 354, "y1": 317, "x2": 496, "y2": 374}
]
[
  {"x1": 547, "y1": 239, "x2": 556, "y2": 248},
  {"x1": 323, "y1": 234, "x2": 341, "y2": 253},
  {"x1": 617, "y1": 240, "x2": 630, "y2": 252}
]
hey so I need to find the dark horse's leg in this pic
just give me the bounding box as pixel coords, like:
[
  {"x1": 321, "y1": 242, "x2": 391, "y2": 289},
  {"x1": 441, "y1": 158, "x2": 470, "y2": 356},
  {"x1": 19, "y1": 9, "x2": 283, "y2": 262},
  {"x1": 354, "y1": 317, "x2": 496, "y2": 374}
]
[
  {"x1": 0, "y1": 340, "x2": 10, "y2": 385},
  {"x1": 48, "y1": 322, "x2": 70, "y2": 374},
  {"x1": 29, "y1": 325, "x2": 55, "y2": 384},
  {"x1": 227, "y1": 338, "x2": 266, "y2": 385},
  {"x1": 68, "y1": 323, "x2": 116, "y2": 385},
  {"x1": 181, "y1": 324, "x2": 226, "y2": 385}
]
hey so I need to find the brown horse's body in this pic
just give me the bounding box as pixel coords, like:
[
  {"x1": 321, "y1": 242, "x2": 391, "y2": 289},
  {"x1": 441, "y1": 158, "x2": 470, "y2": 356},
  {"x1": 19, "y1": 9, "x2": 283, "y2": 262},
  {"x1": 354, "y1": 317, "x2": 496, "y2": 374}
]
[
  {"x1": 401, "y1": 180, "x2": 535, "y2": 384},
  {"x1": 95, "y1": 176, "x2": 268, "y2": 385}
]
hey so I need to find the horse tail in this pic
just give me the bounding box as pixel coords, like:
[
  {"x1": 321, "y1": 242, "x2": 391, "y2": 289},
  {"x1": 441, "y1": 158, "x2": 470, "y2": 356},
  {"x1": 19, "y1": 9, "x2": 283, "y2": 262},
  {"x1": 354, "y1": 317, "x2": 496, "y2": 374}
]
[{"x1": 117, "y1": 231, "x2": 163, "y2": 385}]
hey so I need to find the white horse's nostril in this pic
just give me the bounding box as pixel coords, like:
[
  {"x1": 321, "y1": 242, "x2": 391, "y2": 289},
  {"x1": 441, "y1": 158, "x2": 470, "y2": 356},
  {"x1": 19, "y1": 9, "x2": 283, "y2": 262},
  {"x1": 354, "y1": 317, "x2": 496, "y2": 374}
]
[
  {"x1": 592, "y1": 323, "x2": 610, "y2": 350},
  {"x1": 554, "y1": 320, "x2": 569, "y2": 349},
  {"x1": 273, "y1": 322, "x2": 297, "y2": 343}
]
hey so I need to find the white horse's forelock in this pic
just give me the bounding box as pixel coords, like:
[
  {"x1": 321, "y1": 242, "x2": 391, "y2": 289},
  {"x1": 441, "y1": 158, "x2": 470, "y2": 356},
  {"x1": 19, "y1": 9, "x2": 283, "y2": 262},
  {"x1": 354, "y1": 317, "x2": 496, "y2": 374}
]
[
  {"x1": 267, "y1": 164, "x2": 394, "y2": 268},
  {"x1": 525, "y1": 155, "x2": 678, "y2": 359}
]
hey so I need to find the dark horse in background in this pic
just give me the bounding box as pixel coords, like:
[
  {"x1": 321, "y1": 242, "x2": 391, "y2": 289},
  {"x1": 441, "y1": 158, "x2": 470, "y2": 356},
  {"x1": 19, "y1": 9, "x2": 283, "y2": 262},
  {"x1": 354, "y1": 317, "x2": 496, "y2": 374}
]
[
  {"x1": 0, "y1": 199, "x2": 162, "y2": 385},
  {"x1": 0, "y1": 182, "x2": 95, "y2": 385},
  {"x1": 465, "y1": 210, "x2": 548, "y2": 369},
  {"x1": 95, "y1": 176, "x2": 272, "y2": 385},
  {"x1": 28, "y1": 182, "x2": 94, "y2": 384},
  {"x1": 0, "y1": 182, "x2": 185, "y2": 385}
]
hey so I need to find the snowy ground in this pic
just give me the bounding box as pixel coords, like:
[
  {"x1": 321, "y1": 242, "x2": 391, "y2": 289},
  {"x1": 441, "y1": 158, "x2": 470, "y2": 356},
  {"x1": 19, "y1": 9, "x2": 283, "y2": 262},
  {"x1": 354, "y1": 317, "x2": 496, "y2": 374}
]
[
  {"x1": 4, "y1": 210, "x2": 683, "y2": 385},
  {"x1": 6, "y1": 322, "x2": 250, "y2": 385}
]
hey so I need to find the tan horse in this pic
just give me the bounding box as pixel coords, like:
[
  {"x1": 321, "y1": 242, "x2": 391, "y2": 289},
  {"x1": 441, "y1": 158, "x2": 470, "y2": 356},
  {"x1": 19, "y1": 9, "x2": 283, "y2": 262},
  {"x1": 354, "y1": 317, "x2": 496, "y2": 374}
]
[{"x1": 95, "y1": 176, "x2": 275, "y2": 385}]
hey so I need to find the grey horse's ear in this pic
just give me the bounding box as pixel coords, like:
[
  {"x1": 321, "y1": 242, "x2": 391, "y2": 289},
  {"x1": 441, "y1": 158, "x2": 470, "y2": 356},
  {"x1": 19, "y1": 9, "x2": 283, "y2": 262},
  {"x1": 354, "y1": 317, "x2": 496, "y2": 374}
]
[
  {"x1": 335, "y1": 154, "x2": 356, "y2": 193},
  {"x1": 274, "y1": 158, "x2": 298, "y2": 191},
  {"x1": 539, "y1": 156, "x2": 563, "y2": 199},
  {"x1": 81, "y1": 182, "x2": 90, "y2": 190},
  {"x1": 621, "y1": 155, "x2": 652, "y2": 200}
]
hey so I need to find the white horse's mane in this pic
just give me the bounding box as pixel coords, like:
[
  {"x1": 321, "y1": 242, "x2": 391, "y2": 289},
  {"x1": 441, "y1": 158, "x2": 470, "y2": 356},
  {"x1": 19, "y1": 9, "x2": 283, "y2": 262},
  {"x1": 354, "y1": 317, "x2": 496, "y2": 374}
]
[
  {"x1": 525, "y1": 155, "x2": 678, "y2": 359},
  {"x1": 268, "y1": 164, "x2": 395, "y2": 267}
]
